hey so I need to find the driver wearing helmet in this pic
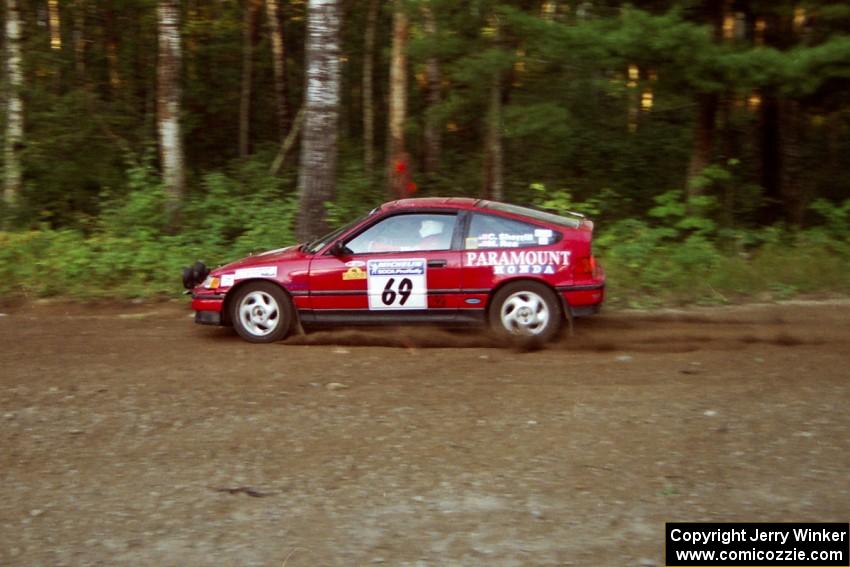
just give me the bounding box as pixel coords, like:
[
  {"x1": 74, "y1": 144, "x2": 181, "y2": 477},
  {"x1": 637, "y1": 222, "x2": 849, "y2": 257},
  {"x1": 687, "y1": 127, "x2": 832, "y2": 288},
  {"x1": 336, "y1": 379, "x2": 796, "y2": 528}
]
[{"x1": 418, "y1": 218, "x2": 450, "y2": 250}]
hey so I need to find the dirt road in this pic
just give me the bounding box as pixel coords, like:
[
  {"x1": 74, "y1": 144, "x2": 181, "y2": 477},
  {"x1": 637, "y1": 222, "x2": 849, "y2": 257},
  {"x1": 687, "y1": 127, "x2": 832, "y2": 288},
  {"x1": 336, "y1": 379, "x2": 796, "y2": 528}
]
[{"x1": 1, "y1": 299, "x2": 849, "y2": 566}]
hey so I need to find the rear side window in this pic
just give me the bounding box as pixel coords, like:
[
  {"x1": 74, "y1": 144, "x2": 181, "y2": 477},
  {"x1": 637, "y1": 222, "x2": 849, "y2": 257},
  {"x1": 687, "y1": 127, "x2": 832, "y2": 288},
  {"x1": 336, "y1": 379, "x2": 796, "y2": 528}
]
[
  {"x1": 479, "y1": 201, "x2": 583, "y2": 228},
  {"x1": 465, "y1": 213, "x2": 560, "y2": 250}
]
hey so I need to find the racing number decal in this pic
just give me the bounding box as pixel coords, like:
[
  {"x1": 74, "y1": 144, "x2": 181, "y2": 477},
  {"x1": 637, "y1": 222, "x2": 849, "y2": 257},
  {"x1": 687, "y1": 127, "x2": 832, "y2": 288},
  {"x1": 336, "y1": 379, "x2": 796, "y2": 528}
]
[
  {"x1": 367, "y1": 259, "x2": 427, "y2": 310},
  {"x1": 381, "y1": 277, "x2": 414, "y2": 306}
]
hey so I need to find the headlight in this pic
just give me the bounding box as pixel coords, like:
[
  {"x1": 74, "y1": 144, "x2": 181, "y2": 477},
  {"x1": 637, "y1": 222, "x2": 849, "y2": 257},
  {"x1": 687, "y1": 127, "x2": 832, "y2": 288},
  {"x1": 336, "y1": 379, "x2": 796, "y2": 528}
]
[{"x1": 202, "y1": 275, "x2": 220, "y2": 289}]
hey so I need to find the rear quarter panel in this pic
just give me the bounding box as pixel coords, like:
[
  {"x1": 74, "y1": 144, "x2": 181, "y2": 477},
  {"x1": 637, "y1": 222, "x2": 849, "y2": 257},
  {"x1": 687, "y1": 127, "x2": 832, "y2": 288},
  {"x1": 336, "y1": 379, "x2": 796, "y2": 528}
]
[{"x1": 460, "y1": 218, "x2": 592, "y2": 309}]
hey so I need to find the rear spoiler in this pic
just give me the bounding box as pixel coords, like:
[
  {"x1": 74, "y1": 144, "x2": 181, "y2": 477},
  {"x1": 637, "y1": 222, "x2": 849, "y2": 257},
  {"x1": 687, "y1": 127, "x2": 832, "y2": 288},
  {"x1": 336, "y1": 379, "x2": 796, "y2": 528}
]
[{"x1": 557, "y1": 210, "x2": 593, "y2": 232}]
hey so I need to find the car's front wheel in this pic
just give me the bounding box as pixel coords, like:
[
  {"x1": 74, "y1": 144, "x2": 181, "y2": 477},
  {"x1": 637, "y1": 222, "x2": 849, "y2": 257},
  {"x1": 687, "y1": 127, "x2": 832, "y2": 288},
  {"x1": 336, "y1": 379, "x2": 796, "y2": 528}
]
[
  {"x1": 489, "y1": 281, "x2": 561, "y2": 343},
  {"x1": 231, "y1": 281, "x2": 293, "y2": 343}
]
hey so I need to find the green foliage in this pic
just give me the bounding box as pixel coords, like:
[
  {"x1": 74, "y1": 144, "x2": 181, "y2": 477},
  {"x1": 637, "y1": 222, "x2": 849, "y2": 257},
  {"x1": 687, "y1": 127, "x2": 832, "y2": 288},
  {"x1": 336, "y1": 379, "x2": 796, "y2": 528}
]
[
  {"x1": 0, "y1": 160, "x2": 299, "y2": 299},
  {"x1": 99, "y1": 161, "x2": 170, "y2": 238},
  {"x1": 804, "y1": 198, "x2": 850, "y2": 256},
  {"x1": 8, "y1": 0, "x2": 850, "y2": 232},
  {"x1": 809, "y1": 198, "x2": 850, "y2": 240},
  {"x1": 2, "y1": 183, "x2": 849, "y2": 303},
  {"x1": 532, "y1": 189, "x2": 850, "y2": 308},
  {"x1": 324, "y1": 159, "x2": 386, "y2": 229},
  {"x1": 530, "y1": 182, "x2": 605, "y2": 217},
  {"x1": 687, "y1": 162, "x2": 734, "y2": 193},
  {"x1": 2, "y1": 0, "x2": 849, "y2": 306},
  {"x1": 649, "y1": 190, "x2": 718, "y2": 235}
]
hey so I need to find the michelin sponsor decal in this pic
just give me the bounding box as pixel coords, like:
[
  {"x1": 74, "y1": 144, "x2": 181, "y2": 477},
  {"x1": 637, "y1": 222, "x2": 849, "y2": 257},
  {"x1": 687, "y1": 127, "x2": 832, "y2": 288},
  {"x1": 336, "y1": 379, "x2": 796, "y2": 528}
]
[
  {"x1": 219, "y1": 265, "x2": 277, "y2": 287},
  {"x1": 466, "y1": 250, "x2": 570, "y2": 275},
  {"x1": 368, "y1": 259, "x2": 426, "y2": 277}
]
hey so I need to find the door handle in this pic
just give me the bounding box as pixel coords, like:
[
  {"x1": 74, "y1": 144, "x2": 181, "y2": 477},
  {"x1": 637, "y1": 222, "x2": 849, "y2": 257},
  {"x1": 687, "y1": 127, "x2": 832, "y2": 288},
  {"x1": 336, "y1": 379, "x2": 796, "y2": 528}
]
[{"x1": 428, "y1": 259, "x2": 447, "y2": 268}]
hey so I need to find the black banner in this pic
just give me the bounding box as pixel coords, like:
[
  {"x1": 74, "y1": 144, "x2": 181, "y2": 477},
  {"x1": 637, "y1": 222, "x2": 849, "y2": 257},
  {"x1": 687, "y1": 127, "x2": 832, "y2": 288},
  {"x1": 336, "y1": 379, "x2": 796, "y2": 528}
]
[{"x1": 666, "y1": 523, "x2": 849, "y2": 566}]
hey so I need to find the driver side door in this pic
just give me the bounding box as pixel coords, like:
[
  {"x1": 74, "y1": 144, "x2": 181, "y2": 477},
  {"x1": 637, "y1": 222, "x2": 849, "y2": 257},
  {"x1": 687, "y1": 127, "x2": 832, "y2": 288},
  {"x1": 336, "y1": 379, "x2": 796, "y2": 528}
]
[{"x1": 305, "y1": 212, "x2": 463, "y2": 324}]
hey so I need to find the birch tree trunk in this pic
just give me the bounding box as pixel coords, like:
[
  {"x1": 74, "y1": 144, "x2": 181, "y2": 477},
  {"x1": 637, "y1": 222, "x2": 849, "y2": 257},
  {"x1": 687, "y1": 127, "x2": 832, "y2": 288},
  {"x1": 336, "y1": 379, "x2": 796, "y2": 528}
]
[
  {"x1": 295, "y1": 0, "x2": 342, "y2": 242},
  {"x1": 264, "y1": 0, "x2": 289, "y2": 142},
  {"x1": 157, "y1": 0, "x2": 185, "y2": 219},
  {"x1": 422, "y1": 4, "x2": 441, "y2": 178},
  {"x1": 48, "y1": 0, "x2": 62, "y2": 49},
  {"x1": 239, "y1": 0, "x2": 260, "y2": 158},
  {"x1": 4, "y1": 0, "x2": 24, "y2": 214},
  {"x1": 387, "y1": 1, "x2": 409, "y2": 198},
  {"x1": 362, "y1": 0, "x2": 379, "y2": 176}
]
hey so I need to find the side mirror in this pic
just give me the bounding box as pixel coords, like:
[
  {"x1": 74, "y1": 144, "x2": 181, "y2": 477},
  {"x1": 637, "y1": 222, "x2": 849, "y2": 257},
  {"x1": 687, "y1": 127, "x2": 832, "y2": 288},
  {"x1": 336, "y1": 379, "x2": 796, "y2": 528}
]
[{"x1": 329, "y1": 241, "x2": 349, "y2": 256}]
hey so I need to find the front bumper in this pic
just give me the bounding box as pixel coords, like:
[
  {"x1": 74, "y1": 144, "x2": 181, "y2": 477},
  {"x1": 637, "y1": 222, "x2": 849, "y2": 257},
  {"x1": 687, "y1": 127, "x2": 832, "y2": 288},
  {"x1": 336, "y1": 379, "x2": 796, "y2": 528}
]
[
  {"x1": 195, "y1": 310, "x2": 222, "y2": 325},
  {"x1": 191, "y1": 292, "x2": 225, "y2": 325}
]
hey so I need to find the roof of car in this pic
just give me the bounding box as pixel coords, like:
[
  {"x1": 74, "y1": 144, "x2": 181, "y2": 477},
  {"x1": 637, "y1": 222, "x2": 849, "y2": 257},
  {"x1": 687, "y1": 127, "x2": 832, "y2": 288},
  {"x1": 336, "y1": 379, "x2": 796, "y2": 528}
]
[
  {"x1": 380, "y1": 197, "x2": 481, "y2": 211},
  {"x1": 378, "y1": 197, "x2": 588, "y2": 230}
]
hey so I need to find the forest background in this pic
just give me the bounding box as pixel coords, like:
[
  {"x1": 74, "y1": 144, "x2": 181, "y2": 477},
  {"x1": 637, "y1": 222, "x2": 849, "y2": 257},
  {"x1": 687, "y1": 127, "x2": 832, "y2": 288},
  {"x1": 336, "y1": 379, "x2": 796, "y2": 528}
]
[{"x1": 1, "y1": 0, "x2": 849, "y2": 307}]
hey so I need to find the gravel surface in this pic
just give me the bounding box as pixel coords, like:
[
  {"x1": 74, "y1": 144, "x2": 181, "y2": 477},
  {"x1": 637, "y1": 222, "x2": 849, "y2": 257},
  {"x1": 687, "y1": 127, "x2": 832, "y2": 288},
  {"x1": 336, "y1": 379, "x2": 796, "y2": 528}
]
[{"x1": 2, "y1": 299, "x2": 849, "y2": 566}]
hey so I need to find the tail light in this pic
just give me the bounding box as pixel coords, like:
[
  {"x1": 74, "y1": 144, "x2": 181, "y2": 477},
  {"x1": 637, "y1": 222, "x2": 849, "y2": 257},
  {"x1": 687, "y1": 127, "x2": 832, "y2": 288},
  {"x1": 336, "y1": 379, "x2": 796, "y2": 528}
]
[{"x1": 574, "y1": 256, "x2": 598, "y2": 279}]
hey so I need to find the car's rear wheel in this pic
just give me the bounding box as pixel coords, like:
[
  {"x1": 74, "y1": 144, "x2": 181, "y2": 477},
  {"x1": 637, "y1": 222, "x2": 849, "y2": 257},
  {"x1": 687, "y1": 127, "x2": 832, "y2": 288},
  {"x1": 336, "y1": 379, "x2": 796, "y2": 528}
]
[
  {"x1": 489, "y1": 281, "x2": 561, "y2": 343},
  {"x1": 231, "y1": 281, "x2": 293, "y2": 343}
]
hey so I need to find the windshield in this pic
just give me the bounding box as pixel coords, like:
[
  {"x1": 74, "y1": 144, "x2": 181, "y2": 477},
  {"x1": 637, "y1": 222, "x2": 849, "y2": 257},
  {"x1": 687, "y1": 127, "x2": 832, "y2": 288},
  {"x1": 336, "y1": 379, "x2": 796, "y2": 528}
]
[{"x1": 302, "y1": 210, "x2": 376, "y2": 254}]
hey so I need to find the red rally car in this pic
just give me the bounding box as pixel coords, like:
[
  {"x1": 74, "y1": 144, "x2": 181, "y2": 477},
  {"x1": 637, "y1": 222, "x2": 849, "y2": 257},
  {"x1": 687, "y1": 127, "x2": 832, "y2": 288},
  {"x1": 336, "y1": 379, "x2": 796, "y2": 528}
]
[{"x1": 184, "y1": 198, "x2": 605, "y2": 343}]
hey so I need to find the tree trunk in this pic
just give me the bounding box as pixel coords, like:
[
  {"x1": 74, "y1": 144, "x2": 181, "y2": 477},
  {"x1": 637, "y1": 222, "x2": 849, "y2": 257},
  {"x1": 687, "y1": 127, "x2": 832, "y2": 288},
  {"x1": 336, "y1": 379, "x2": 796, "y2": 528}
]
[
  {"x1": 759, "y1": 96, "x2": 808, "y2": 226},
  {"x1": 685, "y1": 92, "x2": 718, "y2": 198},
  {"x1": 362, "y1": 0, "x2": 379, "y2": 176},
  {"x1": 387, "y1": 1, "x2": 410, "y2": 199},
  {"x1": 295, "y1": 0, "x2": 343, "y2": 242},
  {"x1": 4, "y1": 0, "x2": 24, "y2": 216},
  {"x1": 719, "y1": 94, "x2": 737, "y2": 228},
  {"x1": 72, "y1": 0, "x2": 87, "y2": 81},
  {"x1": 48, "y1": 0, "x2": 62, "y2": 49},
  {"x1": 264, "y1": 0, "x2": 289, "y2": 142},
  {"x1": 239, "y1": 0, "x2": 260, "y2": 159},
  {"x1": 157, "y1": 0, "x2": 185, "y2": 220},
  {"x1": 779, "y1": 99, "x2": 806, "y2": 225},
  {"x1": 758, "y1": 92, "x2": 782, "y2": 224},
  {"x1": 422, "y1": 4, "x2": 441, "y2": 178},
  {"x1": 104, "y1": 6, "x2": 121, "y2": 90},
  {"x1": 684, "y1": 0, "x2": 724, "y2": 200},
  {"x1": 482, "y1": 14, "x2": 504, "y2": 201},
  {"x1": 482, "y1": 71, "x2": 504, "y2": 201},
  {"x1": 269, "y1": 106, "x2": 305, "y2": 175}
]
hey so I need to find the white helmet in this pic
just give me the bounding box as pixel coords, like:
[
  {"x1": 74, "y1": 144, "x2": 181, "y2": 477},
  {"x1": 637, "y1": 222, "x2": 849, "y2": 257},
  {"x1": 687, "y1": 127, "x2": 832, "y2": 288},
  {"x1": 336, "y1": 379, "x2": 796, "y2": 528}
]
[{"x1": 419, "y1": 219, "x2": 443, "y2": 238}]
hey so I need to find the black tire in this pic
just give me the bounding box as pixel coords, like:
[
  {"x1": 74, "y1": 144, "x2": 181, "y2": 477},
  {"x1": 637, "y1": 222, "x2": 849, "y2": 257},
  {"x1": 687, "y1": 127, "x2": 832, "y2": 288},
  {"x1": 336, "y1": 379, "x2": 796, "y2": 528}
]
[
  {"x1": 489, "y1": 280, "x2": 562, "y2": 343},
  {"x1": 230, "y1": 281, "x2": 294, "y2": 343}
]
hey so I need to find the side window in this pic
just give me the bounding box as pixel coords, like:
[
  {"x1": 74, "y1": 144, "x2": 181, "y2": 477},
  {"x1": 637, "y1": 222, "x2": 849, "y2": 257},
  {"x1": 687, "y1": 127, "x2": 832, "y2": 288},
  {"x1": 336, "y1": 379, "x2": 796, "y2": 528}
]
[
  {"x1": 346, "y1": 213, "x2": 457, "y2": 254},
  {"x1": 465, "y1": 213, "x2": 559, "y2": 250}
]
